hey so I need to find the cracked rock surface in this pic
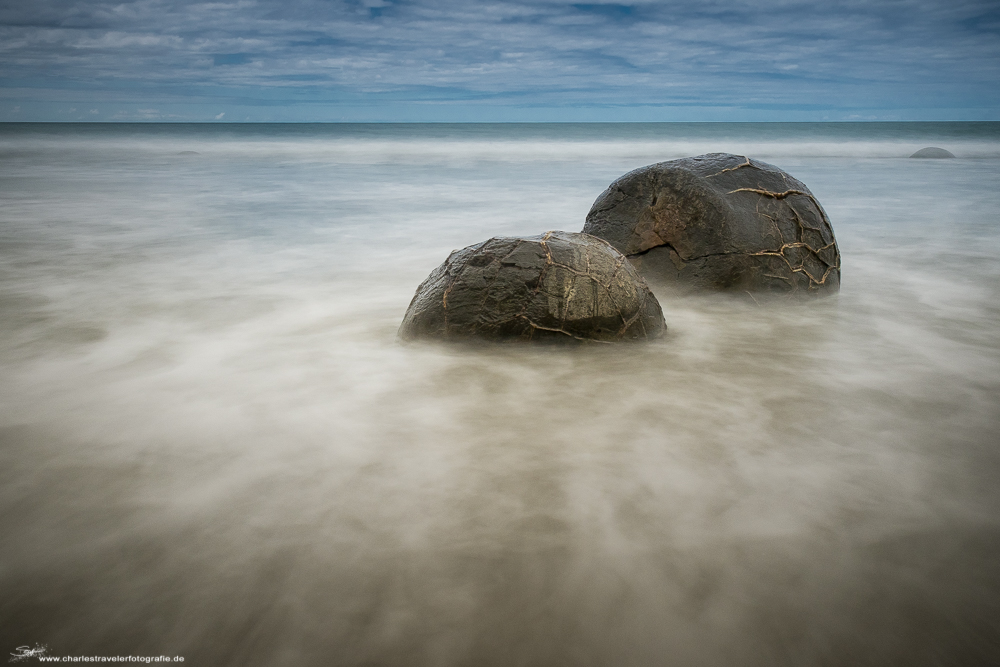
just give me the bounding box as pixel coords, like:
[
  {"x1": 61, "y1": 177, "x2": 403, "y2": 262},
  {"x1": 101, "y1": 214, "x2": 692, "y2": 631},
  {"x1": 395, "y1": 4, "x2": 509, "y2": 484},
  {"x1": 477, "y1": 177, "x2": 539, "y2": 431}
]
[
  {"x1": 582, "y1": 153, "x2": 841, "y2": 293},
  {"x1": 398, "y1": 231, "x2": 666, "y2": 342}
]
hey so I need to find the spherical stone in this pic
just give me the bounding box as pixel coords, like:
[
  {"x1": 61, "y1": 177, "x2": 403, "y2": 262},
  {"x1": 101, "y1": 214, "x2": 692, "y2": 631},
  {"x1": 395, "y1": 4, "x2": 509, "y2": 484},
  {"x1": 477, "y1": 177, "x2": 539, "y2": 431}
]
[
  {"x1": 582, "y1": 153, "x2": 841, "y2": 294},
  {"x1": 910, "y1": 147, "x2": 956, "y2": 159},
  {"x1": 398, "y1": 231, "x2": 666, "y2": 343}
]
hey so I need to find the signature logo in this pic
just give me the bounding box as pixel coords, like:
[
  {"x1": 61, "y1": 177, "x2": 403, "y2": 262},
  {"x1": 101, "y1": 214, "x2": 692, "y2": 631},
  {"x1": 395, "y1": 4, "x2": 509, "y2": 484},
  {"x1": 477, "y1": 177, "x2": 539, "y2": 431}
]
[{"x1": 9, "y1": 644, "x2": 48, "y2": 663}]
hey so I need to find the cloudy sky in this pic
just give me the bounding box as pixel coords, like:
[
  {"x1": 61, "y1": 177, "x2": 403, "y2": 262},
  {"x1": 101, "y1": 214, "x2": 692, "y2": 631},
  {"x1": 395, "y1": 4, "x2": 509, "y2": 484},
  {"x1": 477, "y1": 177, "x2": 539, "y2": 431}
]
[{"x1": 1, "y1": 0, "x2": 999, "y2": 121}]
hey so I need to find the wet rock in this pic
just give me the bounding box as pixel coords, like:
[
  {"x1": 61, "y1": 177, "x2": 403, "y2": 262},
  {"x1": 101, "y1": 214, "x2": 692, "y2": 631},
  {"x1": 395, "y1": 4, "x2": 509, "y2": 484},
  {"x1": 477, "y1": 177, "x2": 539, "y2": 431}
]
[
  {"x1": 910, "y1": 147, "x2": 955, "y2": 159},
  {"x1": 582, "y1": 153, "x2": 841, "y2": 294},
  {"x1": 398, "y1": 231, "x2": 666, "y2": 342}
]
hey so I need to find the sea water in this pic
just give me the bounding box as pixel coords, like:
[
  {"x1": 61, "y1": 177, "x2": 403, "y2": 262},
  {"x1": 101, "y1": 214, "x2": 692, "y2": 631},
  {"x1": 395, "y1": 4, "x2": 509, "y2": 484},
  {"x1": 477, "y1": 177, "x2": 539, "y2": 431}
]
[{"x1": 1, "y1": 123, "x2": 999, "y2": 665}]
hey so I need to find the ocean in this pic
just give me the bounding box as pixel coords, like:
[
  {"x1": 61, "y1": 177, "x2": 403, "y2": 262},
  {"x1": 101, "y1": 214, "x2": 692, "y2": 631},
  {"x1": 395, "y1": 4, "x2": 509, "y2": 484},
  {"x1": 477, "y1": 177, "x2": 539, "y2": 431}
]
[{"x1": 1, "y1": 122, "x2": 999, "y2": 665}]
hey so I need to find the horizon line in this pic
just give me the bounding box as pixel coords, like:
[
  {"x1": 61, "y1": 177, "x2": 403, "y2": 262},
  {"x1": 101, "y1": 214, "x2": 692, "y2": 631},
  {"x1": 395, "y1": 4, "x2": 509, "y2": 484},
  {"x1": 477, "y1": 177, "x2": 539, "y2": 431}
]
[{"x1": 3, "y1": 119, "x2": 1000, "y2": 125}]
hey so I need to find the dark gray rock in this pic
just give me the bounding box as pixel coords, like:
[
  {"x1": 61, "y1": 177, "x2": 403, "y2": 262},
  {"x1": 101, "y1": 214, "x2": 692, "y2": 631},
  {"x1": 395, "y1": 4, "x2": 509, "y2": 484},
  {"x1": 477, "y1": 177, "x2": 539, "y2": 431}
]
[
  {"x1": 582, "y1": 153, "x2": 841, "y2": 294},
  {"x1": 910, "y1": 147, "x2": 955, "y2": 159},
  {"x1": 398, "y1": 231, "x2": 666, "y2": 343}
]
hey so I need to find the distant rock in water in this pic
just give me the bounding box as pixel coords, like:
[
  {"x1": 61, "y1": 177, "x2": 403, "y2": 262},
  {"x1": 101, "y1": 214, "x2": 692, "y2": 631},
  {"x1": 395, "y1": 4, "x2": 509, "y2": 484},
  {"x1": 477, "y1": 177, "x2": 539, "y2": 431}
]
[
  {"x1": 177, "y1": 151, "x2": 200, "y2": 155},
  {"x1": 910, "y1": 147, "x2": 955, "y2": 159},
  {"x1": 582, "y1": 153, "x2": 841, "y2": 294},
  {"x1": 398, "y1": 231, "x2": 666, "y2": 343}
]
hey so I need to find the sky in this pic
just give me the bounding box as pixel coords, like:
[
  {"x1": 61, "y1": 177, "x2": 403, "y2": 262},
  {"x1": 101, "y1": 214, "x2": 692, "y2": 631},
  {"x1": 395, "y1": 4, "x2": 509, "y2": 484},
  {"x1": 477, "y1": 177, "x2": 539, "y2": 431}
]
[{"x1": 1, "y1": 0, "x2": 999, "y2": 122}]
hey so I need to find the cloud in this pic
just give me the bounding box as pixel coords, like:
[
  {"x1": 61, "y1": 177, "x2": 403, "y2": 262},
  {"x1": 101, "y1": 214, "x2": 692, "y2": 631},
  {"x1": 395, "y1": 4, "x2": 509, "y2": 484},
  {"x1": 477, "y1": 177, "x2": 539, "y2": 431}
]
[
  {"x1": 215, "y1": 111, "x2": 225, "y2": 119},
  {"x1": 0, "y1": 0, "x2": 998, "y2": 120}
]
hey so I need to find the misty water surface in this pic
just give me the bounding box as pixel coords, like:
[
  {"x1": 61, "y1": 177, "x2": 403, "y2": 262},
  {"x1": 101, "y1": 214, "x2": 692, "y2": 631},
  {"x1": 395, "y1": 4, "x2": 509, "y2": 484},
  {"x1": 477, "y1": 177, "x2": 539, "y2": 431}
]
[{"x1": 1, "y1": 123, "x2": 999, "y2": 666}]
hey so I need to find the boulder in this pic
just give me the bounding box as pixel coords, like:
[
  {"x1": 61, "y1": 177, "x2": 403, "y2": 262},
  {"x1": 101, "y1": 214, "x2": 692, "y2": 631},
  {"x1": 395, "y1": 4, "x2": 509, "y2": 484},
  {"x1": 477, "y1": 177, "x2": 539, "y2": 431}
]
[
  {"x1": 398, "y1": 231, "x2": 666, "y2": 342},
  {"x1": 582, "y1": 153, "x2": 841, "y2": 293},
  {"x1": 910, "y1": 147, "x2": 955, "y2": 159}
]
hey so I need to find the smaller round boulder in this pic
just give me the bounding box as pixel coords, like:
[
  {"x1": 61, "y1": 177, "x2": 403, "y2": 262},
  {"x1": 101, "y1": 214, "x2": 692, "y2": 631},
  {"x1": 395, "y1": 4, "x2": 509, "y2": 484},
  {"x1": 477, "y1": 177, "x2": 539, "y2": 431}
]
[
  {"x1": 398, "y1": 231, "x2": 666, "y2": 343},
  {"x1": 910, "y1": 147, "x2": 955, "y2": 159}
]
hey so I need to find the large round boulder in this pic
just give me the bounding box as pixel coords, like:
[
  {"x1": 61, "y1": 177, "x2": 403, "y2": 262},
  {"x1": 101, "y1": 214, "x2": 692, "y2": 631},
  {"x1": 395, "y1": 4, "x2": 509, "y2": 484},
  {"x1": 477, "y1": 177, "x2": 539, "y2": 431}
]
[
  {"x1": 582, "y1": 153, "x2": 841, "y2": 293},
  {"x1": 398, "y1": 231, "x2": 666, "y2": 342}
]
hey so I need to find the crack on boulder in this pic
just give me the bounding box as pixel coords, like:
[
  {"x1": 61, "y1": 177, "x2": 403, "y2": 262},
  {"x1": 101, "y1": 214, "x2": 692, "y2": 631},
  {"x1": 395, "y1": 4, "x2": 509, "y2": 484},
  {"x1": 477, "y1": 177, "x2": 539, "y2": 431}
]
[
  {"x1": 744, "y1": 189, "x2": 840, "y2": 289},
  {"x1": 706, "y1": 155, "x2": 753, "y2": 177},
  {"x1": 627, "y1": 241, "x2": 741, "y2": 264},
  {"x1": 517, "y1": 315, "x2": 614, "y2": 344},
  {"x1": 727, "y1": 187, "x2": 808, "y2": 200},
  {"x1": 750, "y1": 241, "x2": 838, "y2": 288}
]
